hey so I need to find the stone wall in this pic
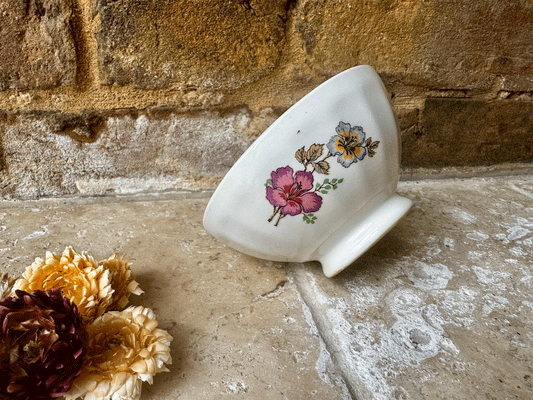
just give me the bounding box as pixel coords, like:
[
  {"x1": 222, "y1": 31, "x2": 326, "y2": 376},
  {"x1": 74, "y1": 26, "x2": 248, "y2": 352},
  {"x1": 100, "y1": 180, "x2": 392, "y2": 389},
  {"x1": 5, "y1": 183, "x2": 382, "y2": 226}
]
[{"x1": 0, "y1": 0, "x2": 532, "y2": 199}]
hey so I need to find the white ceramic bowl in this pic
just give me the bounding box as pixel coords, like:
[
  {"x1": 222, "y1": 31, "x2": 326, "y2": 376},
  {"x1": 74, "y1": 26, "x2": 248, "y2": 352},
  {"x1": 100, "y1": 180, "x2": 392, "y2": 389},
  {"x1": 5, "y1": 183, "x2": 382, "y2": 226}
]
[{"x1": 203, "y1": 65, "x2": 412, "y2": 277}]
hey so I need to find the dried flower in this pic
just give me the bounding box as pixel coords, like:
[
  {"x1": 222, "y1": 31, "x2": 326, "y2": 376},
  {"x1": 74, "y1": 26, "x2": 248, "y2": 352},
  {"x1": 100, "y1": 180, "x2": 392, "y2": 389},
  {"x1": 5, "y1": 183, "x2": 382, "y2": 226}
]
[
  {"x1": 65, "y1": 306, "x2": 172, "y2": 400},
  {"x1": 99, "y1": 254, "x2": 143, "y2": 311},
  {"x1": 13, "y1": 247, "x2": 115, "y2": 324},
  {"x1": 0, "y1": 272, "x2": 16, "y2": 299},
  {"x1": 0, "y1": 289, "x2": 87, "y2": 399}
]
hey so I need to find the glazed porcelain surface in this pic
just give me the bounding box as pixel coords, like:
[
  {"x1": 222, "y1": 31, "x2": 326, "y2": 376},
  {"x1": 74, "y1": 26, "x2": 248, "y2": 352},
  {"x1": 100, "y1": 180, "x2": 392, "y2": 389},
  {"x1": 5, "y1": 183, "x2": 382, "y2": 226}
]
[{"x1": 203, "y1": 65, "x2": 412, "y2": 277}]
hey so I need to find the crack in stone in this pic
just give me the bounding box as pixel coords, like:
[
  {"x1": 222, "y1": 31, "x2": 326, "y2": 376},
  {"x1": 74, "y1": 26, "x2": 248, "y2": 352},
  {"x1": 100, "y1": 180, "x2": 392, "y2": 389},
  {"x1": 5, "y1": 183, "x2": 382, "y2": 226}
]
[
  {"x1": 289, "y1": 263, "x2": 368, "y2": 400},
  {"x1": 252, "y1": 278, "x2": 287, "y2": 302},
  {"x1": 195, "y1": 279, "x2": 290, "y2": 353}
]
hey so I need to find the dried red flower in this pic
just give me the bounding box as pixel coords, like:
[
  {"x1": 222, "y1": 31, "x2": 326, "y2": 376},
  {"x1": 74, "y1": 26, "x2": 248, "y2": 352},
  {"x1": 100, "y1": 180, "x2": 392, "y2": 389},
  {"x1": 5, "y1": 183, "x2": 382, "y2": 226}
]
[{"x1": 0, "y1": 289, "x2": 87, "y2": 400}]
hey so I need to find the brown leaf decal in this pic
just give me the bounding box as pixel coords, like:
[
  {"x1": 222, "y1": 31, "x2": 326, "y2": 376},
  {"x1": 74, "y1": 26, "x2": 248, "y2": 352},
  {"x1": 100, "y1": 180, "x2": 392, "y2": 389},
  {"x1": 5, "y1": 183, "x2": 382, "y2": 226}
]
[
  {"x1": 306, "y1": 143, "x2": 324, "y2": 162},
  {"x1": 312, "y1": 160, "x2": 330, "y2": 175},
  {"x1": 367, "y1": 139, "x2": 380, "y2": 157},
  {"x1": 295, "y1": 146, "x2": 307, "y2": 165}
]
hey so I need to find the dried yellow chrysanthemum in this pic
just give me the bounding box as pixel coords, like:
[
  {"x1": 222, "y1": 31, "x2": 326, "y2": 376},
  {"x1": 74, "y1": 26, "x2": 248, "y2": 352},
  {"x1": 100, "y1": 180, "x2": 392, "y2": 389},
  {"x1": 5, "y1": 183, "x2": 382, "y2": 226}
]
[
  {"x1": 64, "y1": 306, "x2": 172, "y2": 400},
  {"x1": 0, "y1": 272, "x2": 16, "y2": 299},
  {"x1": 13, "y1": 247, "x2": 144, "y2": 324},
  {"x1": 100, "y1": 253, "x2": 144, "y2": 311},
  {"x1": 13, "y1": 246, "x2": 114, "y2": 324}
]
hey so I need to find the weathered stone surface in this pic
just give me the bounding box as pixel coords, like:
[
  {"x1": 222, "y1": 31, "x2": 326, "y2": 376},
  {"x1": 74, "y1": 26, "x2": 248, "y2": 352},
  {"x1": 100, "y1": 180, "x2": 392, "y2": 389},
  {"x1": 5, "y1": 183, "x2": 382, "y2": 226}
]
[
  {"x1": 0, "y1": 108, "x2": 253, "y2": 199},
  {"x1": 500, "y1": 75, "x2": 533, "y2": 92},
  {"x1": 402, "y1": 98, "x2": 533, "y2": 167},
  {"x1": 291, "y1": 175, "x2": 533, "y2": 399},
  {"x1": 0, "y1": 0, "x2": 76, "y2": 90},
  {"x1": 2, "y1": 174, "x2": 533, "y2": 399},
  {"x1": 94, "y1": 0, "x2": 287, "y2": 89},
  {"x1": 0, "y1": 194, "x2": 347, "y2": 399},
  {"x1": 291, "y1": 0, "x2": 533, "y2": 91}
]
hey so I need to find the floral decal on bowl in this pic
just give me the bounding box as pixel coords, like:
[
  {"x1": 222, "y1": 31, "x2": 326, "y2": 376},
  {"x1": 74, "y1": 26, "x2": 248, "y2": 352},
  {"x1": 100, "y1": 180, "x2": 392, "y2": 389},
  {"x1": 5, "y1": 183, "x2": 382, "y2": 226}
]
[{"x1": 265, "y1": 121, "x2": 379, "y2": 226}]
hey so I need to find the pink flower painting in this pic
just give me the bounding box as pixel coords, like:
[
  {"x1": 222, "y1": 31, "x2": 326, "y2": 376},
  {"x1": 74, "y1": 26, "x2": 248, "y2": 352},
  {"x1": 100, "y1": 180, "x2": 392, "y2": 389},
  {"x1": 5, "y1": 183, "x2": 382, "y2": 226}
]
[
  {"x1": 265, "y1": 121, "x2": 379, "y2": 226},
  {"x1": 266, "y1": 166, "x2": 323, "y2": 226}
]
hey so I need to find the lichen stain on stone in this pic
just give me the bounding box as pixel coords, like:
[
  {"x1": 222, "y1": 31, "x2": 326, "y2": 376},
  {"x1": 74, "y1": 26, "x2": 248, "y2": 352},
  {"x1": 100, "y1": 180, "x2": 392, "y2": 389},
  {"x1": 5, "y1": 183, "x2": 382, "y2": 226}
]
[{"x1": 49, "y1": 110, "x2": 106, "y2": 143}]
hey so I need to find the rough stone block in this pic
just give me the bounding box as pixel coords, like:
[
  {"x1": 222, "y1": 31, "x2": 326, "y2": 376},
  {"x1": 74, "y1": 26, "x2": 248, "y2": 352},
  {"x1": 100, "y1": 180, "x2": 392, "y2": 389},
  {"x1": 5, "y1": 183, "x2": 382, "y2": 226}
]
[
  {"x1": 291, "y1": 0, "x2": 533, "y2": 90},
  {"x1": 0, "y1": 0, "x2": 76, "y2": 90},
  {"x1": 94, "y1": 0, "x2": 287, "y2": 89},
  {"x1": 402, "y1": 98, "x2": 533, "y2": 167},
  {"x1": 0, "y1": 108, "x2": 253, "y2": 199}
]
